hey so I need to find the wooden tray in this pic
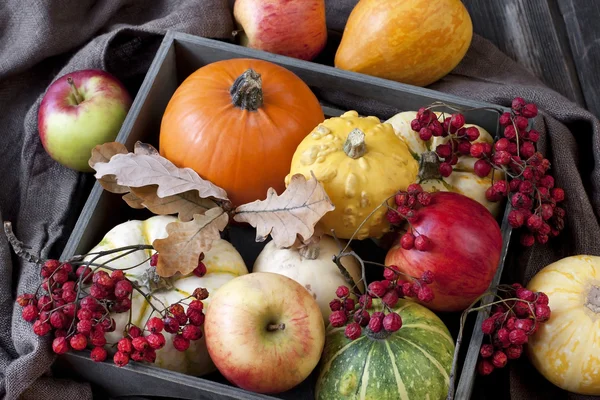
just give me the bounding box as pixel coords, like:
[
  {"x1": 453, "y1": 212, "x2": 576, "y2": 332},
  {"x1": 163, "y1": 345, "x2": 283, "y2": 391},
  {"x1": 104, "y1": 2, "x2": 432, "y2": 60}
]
[{"x1": 57, "y1": 30, "x2": 512, "y2": 400}]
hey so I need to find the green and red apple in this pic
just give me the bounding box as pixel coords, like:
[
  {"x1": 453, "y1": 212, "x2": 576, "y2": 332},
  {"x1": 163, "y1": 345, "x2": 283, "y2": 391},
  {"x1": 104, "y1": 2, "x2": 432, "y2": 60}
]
[
  {"x1": 38, "y1": 69, "x2": 132, "y2": 172},
  {"x1": 204, "y1": 272, "x2": 325, "y2": 394}
]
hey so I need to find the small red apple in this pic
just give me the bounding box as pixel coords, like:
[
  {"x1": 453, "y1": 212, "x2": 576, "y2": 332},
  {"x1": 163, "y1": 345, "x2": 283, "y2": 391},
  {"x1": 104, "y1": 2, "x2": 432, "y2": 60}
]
[
  {"x1": 385, "y1": 191, "x2": 503, "y2": 312},
  {"x1": 38, "y1": 69, "x2": 132, "y2": 172},
  {"x1": 233, "y1": 0, "x2": 327, "y2": 61},
  {"x1": 204, "y1": 272, "x2": 325, "y2": 394}
]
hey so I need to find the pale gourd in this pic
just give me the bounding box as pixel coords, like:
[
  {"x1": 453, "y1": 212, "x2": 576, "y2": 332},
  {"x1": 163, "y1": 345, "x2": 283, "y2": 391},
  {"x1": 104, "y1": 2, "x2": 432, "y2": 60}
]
[
  {"x1": 386, "y1": 111, "x2": 505, "y2": 217},
  {"x1": 252, "y1": 236, "x2": 365, "y2": 323},
  {"x1": 286, "y1": 111, "x2": 419, "y2": 240},
  {"x1": 527, "y1": 255, "x2": 600, "y2": 395},
  {"x1": 86, "y1": 215, "x2": 248, "y2": 376}
]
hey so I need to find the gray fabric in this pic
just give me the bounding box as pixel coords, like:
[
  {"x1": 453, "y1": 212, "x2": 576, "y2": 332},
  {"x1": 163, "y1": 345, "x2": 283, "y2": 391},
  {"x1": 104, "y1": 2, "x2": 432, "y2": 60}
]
[
  {"x1": 0, "y1": 1, "x2": 233, "y2": 399},
  {"x1": 1, "y1": 1, "x2": 599, "y2": 400}
]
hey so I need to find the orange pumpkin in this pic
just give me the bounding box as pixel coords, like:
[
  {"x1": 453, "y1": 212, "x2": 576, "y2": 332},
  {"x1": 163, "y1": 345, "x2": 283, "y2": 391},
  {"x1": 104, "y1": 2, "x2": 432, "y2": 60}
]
[
  {"x1": 335, "y1": 0, "x2": 473, "y2": 87},
  {"x1": 159, "y1": 58, "x2": 324, "y2": 206}
]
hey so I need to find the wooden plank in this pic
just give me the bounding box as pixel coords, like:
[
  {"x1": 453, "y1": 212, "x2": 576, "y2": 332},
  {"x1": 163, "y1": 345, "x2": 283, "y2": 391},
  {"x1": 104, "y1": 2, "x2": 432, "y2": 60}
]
[
  {"x1": 462, "y1": 0, "x2": 585, "y2": 106},
  {"x1": 557, "y1": 0, "x2": 600, "y2": 118}
]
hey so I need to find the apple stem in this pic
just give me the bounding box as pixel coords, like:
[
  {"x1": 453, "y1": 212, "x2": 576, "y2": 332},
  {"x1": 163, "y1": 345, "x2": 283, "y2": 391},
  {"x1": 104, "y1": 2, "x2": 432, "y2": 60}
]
[
  {"x1": 67, "y1": 77, "x2": 84, "y2": 105},
  {"x1": 267, "y1": 323, "x2": 285, "y2": 331}
]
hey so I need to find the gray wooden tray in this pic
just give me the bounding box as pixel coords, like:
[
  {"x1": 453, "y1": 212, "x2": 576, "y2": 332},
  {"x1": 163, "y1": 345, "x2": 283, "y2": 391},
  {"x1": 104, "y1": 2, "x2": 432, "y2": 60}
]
[{"x1": 57, "y1": 30, "x2": 513, "y2": 400}]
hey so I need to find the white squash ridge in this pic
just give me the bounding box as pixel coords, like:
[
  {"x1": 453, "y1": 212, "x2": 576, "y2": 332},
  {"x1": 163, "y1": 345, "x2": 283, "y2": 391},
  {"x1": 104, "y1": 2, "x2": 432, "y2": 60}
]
[
  {"x1": 395, "y1": 336, "x2": 450, "y2": 385},
  {"x1": 358, "y1": 341, "x2": 376, "y2": 400},
  {"x1": 384, "y1": 340, "x2": 410, "y2": 400},
  {"x1": 401, "y1": 323, "x2": 454, "y2": 345}
]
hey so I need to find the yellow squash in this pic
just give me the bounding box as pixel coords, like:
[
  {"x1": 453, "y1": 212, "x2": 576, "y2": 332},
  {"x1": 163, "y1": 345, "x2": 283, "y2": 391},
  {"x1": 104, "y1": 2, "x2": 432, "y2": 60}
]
[
  {"x1": 286, "y1": 111, "x2": 418, "y2": 240},
  {"x1": 386, "y1": 111, "x2": 505, "y2": 217},
  {"x1": 527, "y1": 255, "x2": 600, "y2": 395}
]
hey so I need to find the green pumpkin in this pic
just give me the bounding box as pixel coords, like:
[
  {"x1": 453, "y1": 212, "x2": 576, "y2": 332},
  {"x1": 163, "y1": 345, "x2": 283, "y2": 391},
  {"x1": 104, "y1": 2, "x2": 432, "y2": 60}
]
[{"x1": 315, "y1": 299, "x2": 455, "y2": 400}]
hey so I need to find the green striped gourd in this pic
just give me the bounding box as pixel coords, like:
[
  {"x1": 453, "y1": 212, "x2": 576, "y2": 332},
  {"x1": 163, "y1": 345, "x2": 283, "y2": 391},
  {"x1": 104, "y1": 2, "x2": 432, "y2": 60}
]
[
  {"x1": 315, "y1": 299, "x2": 455, "y2": 399},
  {"x1": 85, "y1": 215, "x2": 248, "y2": 376}
]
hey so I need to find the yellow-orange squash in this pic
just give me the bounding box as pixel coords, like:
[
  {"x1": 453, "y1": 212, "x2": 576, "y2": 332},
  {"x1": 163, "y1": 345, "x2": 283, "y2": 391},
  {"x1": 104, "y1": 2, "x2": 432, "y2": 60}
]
[
  {"x1": 527, "y1": 255, "x2": 600, "y2": 395},
  {"x1": 335, "y1": 0, "x2": 473, "y2": 87},
  {"x1": 159, "y1": 58, "x2": 324, "y2": 206}
]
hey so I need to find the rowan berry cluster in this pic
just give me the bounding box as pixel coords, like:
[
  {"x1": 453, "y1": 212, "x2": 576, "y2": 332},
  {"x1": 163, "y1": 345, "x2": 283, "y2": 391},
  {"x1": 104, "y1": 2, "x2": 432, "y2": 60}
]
[
  {"x1": 385, "y1": 183, "x2": 432, "y2": 251},
  {"x1": 328, "y1": 268, "x2": 434, "y2": 341},
  {"x1": 410, "y1": 98, "x2": 566, "y2": 247},
  {"x1": 16, "y1": 252, "x2": 209, "y2": 368},
  {"x1": 476, "y1": 284, "x2": 551, "y2": 375}
]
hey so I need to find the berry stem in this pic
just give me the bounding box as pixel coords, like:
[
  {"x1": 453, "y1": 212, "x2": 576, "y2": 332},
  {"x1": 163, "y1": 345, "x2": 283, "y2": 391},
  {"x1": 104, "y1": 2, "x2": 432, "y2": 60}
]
[{"x1": 3, "y1": 221, "x2": 43, "y2": 265}]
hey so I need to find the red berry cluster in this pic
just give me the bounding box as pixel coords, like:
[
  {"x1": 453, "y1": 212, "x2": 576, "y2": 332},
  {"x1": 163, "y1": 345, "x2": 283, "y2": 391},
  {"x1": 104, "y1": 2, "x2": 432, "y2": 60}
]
[
  {"x1": 410, "y1": 98, "x2": 566, "y2": 247},
  {"x1": 410, "y1": 107, "x2": 481, "y2": 178},
  {"x1": 328, "y1": 268, "x2": 434, "y2": 341},
  {"x1": 16, "y1": 254, "x2": 210, "y2": 368},
  {"x1": 385, "y1": 183, "x2": 432, "y2": 251},
  {"x1": 476, "y1": 283, "x2": 551, "y2": 376}
]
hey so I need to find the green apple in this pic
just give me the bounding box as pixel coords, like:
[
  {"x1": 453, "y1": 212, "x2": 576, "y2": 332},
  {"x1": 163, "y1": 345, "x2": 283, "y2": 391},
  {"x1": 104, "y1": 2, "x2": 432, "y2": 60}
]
[
  {"x1": 204, "y1": 272, "x2": 326, "y2": 394},
  {"x1": 38, "y1": 69, "x2": 132, "y2": 172}
]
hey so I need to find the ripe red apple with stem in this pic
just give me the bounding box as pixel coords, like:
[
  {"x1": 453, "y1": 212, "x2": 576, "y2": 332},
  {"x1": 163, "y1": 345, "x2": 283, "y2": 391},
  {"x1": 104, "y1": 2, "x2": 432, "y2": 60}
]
[
  {"x1": 204, "y1": 272, "x2": 325, "y2": 394},
  {"x1": 385, "y1": 191, "x2": 503, "y2": 312},
  {"x1": 233, "y1": 0, "x2": 327, "y2": 61},
  {"x1": 38, "y1": 69, "x2": 132, "y2": 172}
]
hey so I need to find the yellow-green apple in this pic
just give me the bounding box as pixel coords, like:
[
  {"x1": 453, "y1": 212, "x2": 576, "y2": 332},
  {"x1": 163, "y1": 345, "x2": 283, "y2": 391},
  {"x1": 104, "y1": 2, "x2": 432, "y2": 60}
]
[
  {"x1": 204, "y1": 272, "x2": 325, "y2": 394},
  {"x1": 233, "y1": 0, "x2": 327, "y2": 61},
  {"x1": 38, "y1": 69, "x2": 132, "y2": 172}
]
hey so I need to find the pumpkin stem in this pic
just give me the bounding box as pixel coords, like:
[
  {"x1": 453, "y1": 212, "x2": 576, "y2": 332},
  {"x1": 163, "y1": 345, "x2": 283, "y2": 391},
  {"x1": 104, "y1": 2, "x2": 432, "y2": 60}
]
[
  {"x1": 230, "y1": 68, "x2": 263, "y2": 111},
  {"x1": 418, "y1": 151, "x2": 442, "y2": 181},
  {"x1": 299, "y1": 242, "x2": 320, "y2": 260},
  {"x1": 365, "y1": 327, "x2": 393, "y2": 340},
  {"x1": 586, "y1": 285, "x2": 600, "y2": 313},
  {"x1": 343, "y1": 129, "x2": 367, "y2": 159},
  {"x1": 67, "y1": 77, "x2": 84, "y2": 105},
  {"x1": 267, "y1": 323, "x2": 286, "y2": 331}
]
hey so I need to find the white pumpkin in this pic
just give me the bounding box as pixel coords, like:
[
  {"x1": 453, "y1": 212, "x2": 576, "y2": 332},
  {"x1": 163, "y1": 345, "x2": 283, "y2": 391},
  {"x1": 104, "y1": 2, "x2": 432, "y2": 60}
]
[
  {"x1": 386, "y1": 111, "x2": 505, "y2": 217},
  {"x1": 252, "y1": 235, "x2": 364, "y2": 323},
  {"x1": 85, "y1": 215, "x2": 248, "y2": 376}
]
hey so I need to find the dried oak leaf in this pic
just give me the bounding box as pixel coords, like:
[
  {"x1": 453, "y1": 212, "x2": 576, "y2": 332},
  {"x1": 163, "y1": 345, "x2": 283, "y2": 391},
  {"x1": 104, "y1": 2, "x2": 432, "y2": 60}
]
[
  {"x1": 233, "y1": 173, "x2": 335, "y2": 248},
  {"x1": 92, "y1": 142, "x2": 229, "y2": 201},
  {"x1": 153, "y1": 207, "x2": 229, "y2": 277},
  {"x1": 88, "y1": 142, "x2": 129, "y2": 193},
  {"x1": 129, "y1": 185, "x2": 217, "y2": 222}
]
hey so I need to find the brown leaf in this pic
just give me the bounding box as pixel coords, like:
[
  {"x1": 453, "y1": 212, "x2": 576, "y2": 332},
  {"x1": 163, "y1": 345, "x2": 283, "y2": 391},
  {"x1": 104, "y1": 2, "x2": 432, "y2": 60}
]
[
  {"x1": 89, "y1": 142, "x2": 129, "y2": 193},
  {"x1": 122, "y1": 192, "x2": 145, "y2": 209},
  {"x1": 129, "y1": 185, "x2": 217, "y2": 221},
  {"x1": 93, "y1": 143, "x2": 229, "y2": 201},
  {"x1": 233, "y1": 173, "x2": 335, "y2": 248},
  {"x1": 153, "y1": 208, "x2": 229, "y2": 277}
]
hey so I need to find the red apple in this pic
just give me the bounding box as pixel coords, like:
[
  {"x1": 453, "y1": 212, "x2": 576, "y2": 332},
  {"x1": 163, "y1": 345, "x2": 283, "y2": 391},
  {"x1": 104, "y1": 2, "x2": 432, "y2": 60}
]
[
  {"x1": 204, "y1": 272, "x2": 325, "y2": 394},
  {"x1": 38, "y1": 69, "x2": 132, "y2": 172},
  {"x1": 385, "y1": 191, "x2": 502, "y2": 312},
  {"x1": 233, "y1": 0, "x2": 327, "y2": 61}
]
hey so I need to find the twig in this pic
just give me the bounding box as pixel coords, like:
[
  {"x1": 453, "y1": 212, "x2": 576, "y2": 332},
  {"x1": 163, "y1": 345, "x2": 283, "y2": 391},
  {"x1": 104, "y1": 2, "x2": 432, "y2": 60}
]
[{"x1": 3, "y1": 221, "x2": 43, "y2": 265}]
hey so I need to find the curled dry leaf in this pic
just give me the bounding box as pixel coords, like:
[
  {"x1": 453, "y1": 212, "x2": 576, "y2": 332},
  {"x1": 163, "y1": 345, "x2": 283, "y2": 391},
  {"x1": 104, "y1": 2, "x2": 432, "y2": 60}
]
[
  {"x1": 93, "y1": 142, "x2": 229, "y2": 201},
  {"x1": 233, "y1": 173, "x2": 335, "y2": 248},
  {"x1": 129, "y1": 186, "x2": 217, "y2": 222},
  {"x1": 88, "y1": 142, "x2": 129, "y2": 193},
  {"x1": 153, "y1": 208, "x2": 230, "y2": 277}
]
